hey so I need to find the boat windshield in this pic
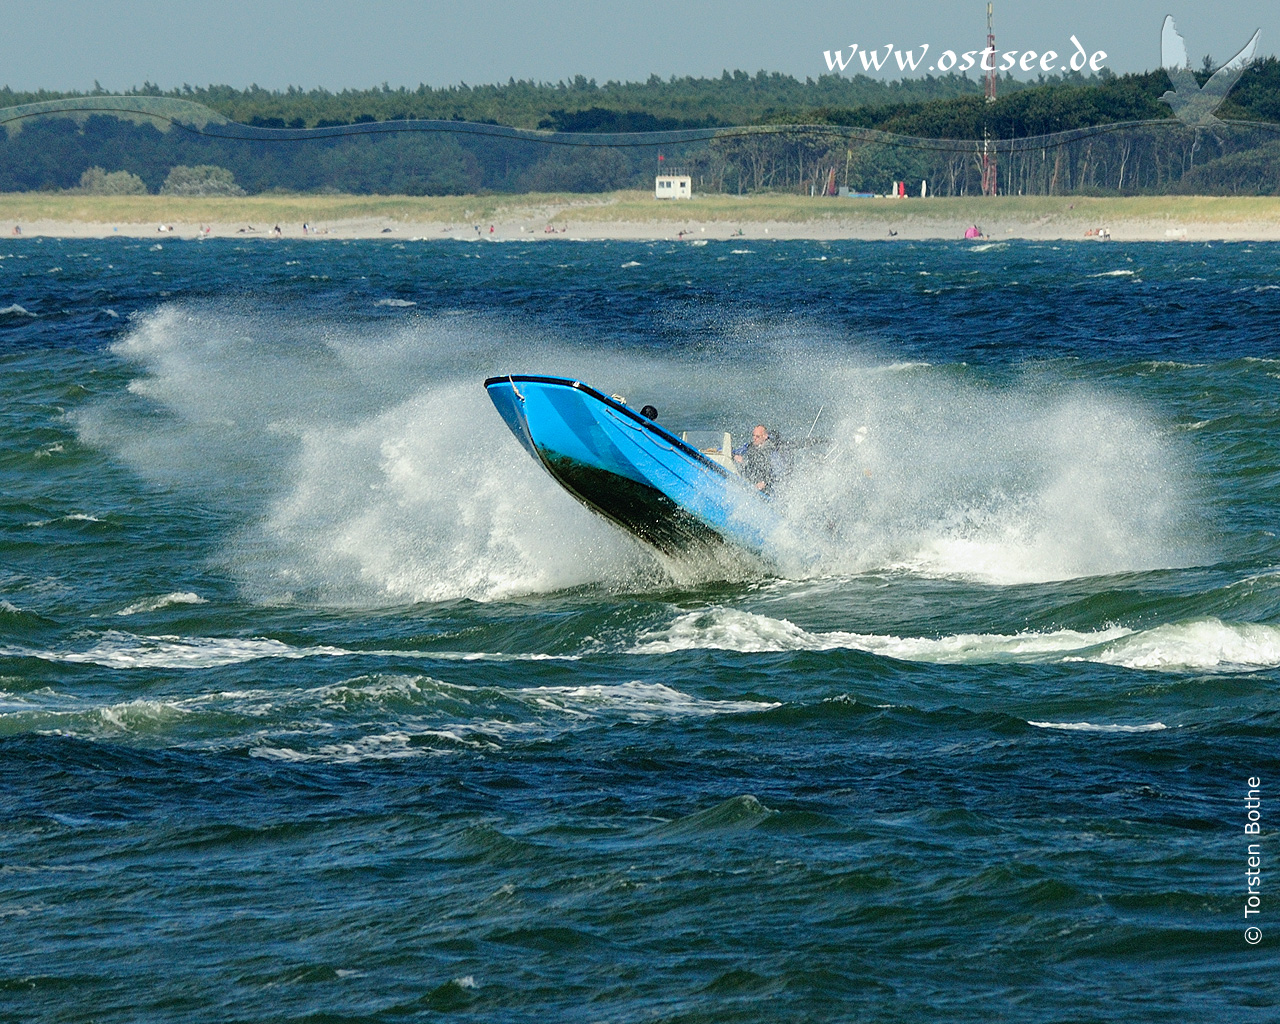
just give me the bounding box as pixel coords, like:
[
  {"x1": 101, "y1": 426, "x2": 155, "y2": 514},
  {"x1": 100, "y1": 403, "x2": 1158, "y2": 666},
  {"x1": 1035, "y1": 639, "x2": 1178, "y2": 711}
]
[{"x1": 680, "y1": 430, "x2": 736, "y2": 472}]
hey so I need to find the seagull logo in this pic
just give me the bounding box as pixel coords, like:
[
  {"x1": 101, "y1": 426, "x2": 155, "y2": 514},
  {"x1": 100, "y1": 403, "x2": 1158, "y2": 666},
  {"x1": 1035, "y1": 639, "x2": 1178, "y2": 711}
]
[{"x1": 1160, "y1": 15, "x2": 1260, "y2": 126}]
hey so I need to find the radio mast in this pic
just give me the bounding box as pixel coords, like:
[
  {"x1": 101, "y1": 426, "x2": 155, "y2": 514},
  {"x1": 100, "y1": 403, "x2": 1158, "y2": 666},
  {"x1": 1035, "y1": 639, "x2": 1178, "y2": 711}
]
[{"x1": 981, "y1": 2, "x2": 998, "y2": 195}]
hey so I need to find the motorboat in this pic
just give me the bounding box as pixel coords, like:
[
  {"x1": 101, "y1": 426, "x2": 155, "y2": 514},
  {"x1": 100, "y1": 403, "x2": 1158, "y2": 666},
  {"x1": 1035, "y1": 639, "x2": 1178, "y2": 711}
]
[{"x1": 485, "y1": 375, "x2": 780, "y2": 559}]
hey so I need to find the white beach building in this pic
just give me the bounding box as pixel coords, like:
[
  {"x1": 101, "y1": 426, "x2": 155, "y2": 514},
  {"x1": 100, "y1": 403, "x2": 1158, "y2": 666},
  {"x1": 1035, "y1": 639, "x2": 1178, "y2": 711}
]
[{"x1": 654, "y1": 175, "x2": 692, "y2": 199}]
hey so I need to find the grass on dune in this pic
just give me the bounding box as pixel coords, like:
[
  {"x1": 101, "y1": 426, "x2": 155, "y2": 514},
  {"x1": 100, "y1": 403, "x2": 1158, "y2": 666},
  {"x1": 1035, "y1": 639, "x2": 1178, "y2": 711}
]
[{"x1": 1, "y1": 191, "x2": 1278, "y2": 225}]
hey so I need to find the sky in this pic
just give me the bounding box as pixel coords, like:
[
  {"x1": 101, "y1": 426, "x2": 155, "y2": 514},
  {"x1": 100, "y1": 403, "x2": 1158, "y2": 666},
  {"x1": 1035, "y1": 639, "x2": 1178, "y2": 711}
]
[{"x1": 2, "y1": 0, "x2": 1276, "y2": 93}]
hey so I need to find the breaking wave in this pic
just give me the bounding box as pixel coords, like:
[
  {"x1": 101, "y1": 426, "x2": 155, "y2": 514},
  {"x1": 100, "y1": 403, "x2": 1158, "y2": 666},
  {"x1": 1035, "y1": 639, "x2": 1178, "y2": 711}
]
[{"x1": 632, "y1": 607, "x2": 1280, "y2": 672}]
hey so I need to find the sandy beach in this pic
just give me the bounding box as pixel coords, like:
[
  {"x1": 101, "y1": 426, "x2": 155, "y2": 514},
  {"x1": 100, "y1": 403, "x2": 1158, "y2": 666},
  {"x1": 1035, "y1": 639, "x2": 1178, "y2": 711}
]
[{"x1": 3, "y1": 192, "x2": 1280, "y2": 242}]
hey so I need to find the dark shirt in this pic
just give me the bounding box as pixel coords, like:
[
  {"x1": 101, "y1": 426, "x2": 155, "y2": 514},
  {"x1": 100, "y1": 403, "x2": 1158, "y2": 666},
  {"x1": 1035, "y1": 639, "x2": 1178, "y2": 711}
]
[
  {"x1": 743, "y1": 443, "x2": 775, "y2": 491},
  {"x1": 734, "y1": 435, "x2": 788, "y2": 493}
]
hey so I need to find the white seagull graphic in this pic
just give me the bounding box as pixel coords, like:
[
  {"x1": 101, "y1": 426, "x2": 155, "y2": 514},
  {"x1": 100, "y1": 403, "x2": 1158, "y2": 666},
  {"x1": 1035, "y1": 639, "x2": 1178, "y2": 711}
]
[{"x1": 1160, "y1": 15, "x2": 1260, "y2": 126}]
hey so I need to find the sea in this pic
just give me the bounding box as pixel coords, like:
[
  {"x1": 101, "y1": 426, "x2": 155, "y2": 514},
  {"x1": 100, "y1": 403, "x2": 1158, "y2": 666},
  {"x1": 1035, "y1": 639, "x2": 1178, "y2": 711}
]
[{"x1": 1, "y1": 234, "x2": 1277, "y2": 1022}]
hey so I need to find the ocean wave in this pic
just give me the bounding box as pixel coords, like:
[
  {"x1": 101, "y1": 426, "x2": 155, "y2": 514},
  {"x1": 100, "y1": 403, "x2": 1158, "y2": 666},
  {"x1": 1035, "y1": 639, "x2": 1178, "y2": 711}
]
[
  {"x1": 0, "y1": 631, "x2": 348, "y2": 669},
  {"x1": 0, "y1": 303, "x2": 36, "y2": 317},
  {"x1": 1074, "y1": 618, "x2": 1280, "y2": 671},
  {"x1": 407, "y1": 651, "x2": 580, "y2": 662},
  {"x1": 0, "y1": 630, "x2": 592, "y2": 669},
  {"x1": 23, "y1": 513, "x2": 104, "y2": 527},
  {"x1": 504, "y1": 680, "x2": 776, "y2": 719},
  {"x1": 1, "y1": 674, "x2": 776, "y2": 761},
  {"x1": 0, "y1": 696, "x2": 192, "y2": 740},
  {"x1": 1027, "y1": 720, "x2": 1167, "y2": 733},
  {"x1": 374, "y1": 298, "x2": 417, "y2": 307},
  {"x1": 630, "y1": 607, "x2": 1132, "y2": 661},
  {"x1": 116, "y1": 592, "x2": 208, "y2": 616},
  {"x1": 253, "y1": 730, "x2": 453, "y2": 763},
  {"x1": 631, "y1": 607, "x2": 1280, "y2": 672},
  {"x1": 247, "y1": 680, "x2": 770, "y2": 762}
]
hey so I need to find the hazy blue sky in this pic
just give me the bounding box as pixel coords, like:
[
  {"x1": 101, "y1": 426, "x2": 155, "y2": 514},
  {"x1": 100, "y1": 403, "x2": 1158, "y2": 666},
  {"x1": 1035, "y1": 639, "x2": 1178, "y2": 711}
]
[{"x1": 2, "y1": 1, "x2": 1276, "y2": 92}]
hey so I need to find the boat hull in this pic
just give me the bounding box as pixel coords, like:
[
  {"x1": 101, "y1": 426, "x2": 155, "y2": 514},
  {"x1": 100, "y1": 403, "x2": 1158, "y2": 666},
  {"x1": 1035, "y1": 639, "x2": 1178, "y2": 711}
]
[{"x1": 485, "y1": 375, "x2": 775, "y2": 558}]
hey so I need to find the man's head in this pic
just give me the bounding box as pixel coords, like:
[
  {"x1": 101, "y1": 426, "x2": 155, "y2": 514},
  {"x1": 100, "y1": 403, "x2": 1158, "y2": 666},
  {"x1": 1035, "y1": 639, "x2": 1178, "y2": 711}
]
[{"x1": 751, "y1": 425, "x2": 769, "y2": 446}]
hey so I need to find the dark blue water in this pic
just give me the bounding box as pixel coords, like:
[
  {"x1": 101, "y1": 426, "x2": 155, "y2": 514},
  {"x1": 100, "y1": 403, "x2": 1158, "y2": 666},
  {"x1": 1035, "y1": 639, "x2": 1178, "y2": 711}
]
[{"x1": 2, "y1": 236, "x2": 1278, "y2": 1022}]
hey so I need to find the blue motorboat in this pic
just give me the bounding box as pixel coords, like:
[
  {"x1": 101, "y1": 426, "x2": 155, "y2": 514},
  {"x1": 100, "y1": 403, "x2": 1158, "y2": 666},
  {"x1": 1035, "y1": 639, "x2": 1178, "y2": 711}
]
[{"x1": 485, "y1": 375, "x2": 780, "y2": 559}]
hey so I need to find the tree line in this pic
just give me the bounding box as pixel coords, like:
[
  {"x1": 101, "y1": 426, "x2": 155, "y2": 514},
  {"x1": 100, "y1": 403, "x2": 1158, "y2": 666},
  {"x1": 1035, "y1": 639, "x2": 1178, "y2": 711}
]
[
  {"x1": 0, "y1": 70, "x2": 1008, "y2": 132},
  {"x1": 0, "y1": 61, "x2": 1278, "y2": 196}
]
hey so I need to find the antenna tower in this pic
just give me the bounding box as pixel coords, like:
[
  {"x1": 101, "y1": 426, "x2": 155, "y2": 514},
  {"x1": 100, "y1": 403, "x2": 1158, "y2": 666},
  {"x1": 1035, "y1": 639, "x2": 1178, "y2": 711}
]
[
  {"x1": 984, "y1": 2, "x2": 997, "y2": 103},
  {"x1": 981, "y1": 2, "x2": 998, "y2": 195}
]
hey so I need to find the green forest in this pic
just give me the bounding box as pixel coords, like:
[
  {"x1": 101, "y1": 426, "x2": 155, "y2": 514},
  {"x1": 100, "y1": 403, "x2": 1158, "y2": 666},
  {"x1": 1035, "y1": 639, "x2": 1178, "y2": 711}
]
[{"x1": 1, "y1": 61, "x2": 1279, "y2": 196}]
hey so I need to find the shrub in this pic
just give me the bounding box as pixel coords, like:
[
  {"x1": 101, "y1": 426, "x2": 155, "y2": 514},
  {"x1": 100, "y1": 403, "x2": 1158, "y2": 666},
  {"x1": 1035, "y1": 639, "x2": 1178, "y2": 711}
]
[
  {"x1": 159, "y1": 164, "x2": 246, "y2": 196},
  {"x1": 76, "y1": 166, "x2": 148, "y2": 194}
]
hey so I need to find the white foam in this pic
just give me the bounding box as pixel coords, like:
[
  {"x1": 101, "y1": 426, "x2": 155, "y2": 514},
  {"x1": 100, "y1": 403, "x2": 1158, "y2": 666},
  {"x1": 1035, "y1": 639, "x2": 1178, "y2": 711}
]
[
  {"x1": 1, "y1": 631, "x2": 348, "y2": 669},
  {"x1": 117, "y1": 592, "x2": 208, "y2": 616},
  {"x1": 1079, "y1": 618, "x2": 1280, "y2": 671},
  {"x1": 1027, "y1": 720, "x2": 1167, "y2": 733},
  {"x1": 0, "y1": 304, "x2": 36, "y2": 317},
  {"x1": 631, "y1": 607, "x2": 1132, "y2": 662},
  {"x1": 374, "y1": 298, "x2": 417, "y2": 307},
  {"x1": 0, "y1": 697, "x2": 193, "y2": 740},
  {"x1": 95, "y1": 698, "x2": 187, "y2": 731},
  {"x1": 1088, "y1": 269, "x2": 1137, "y2": 277},
  {"x1": 384, "y1": 650, "x2": 581, "y2": 662},
  {"x1": 265, "y1": 731, "x2": 426, "y2": 762},
  {"x1": 25, "y1": 513, "x2": 103, "y2": 527},
  {"x1": 8, "y1": 673, "x2": 776, "y2": 760},
  {"x1": 508, "y1": 679, "x2": 777, "y2": 718},
  {"x1": 876, "y1": 361, "x2": 931, "y2": 372},
  {"x1": 631, "y1": 607, "x2": 1280, "y2": 672}
]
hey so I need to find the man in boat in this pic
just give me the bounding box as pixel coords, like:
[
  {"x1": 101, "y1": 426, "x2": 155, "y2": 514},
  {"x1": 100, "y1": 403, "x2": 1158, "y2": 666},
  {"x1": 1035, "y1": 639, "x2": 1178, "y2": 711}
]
[{"x1": 734, "y1": 424, "x2": 788, "y2": 494}]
